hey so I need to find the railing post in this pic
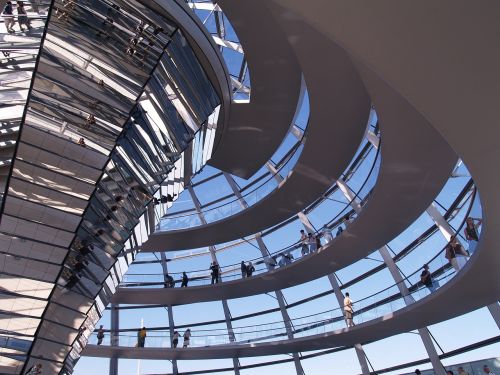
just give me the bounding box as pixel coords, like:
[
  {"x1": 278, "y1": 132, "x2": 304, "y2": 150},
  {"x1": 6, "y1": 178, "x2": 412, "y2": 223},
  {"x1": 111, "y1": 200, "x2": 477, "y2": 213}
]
[{"x1": 109, "y1": 303, "x2": 119, "y2": 375}]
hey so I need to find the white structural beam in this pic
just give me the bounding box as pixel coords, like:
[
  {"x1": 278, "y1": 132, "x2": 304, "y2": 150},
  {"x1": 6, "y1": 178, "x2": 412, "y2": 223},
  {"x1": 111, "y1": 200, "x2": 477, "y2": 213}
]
[{"x1": 337, "y1": 179, "x2": 446, "y2": 375}]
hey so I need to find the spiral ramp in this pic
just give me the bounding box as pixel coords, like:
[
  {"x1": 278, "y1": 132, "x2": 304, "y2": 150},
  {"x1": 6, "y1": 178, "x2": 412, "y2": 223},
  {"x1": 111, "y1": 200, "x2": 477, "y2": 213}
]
[{"x1": 1, "y1": 1, "x2": 499, "y2": 375}]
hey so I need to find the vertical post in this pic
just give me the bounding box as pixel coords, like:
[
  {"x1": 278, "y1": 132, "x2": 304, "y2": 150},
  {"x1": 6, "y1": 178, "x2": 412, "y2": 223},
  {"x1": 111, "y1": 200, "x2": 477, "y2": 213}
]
[
  {"x1": 338, "y1": 179, "x2": 446, "y2": 375},
  {"x1": 109, "y1": 303, "x2": 119, "y2": 375},
  {"x1": 187, "y1": 185, "x2": 240, "y2": 375},
  {"x1": 160, "y1": 252, "x2": 179, "y2": 375},
  {"x1": 223, "y1": 172, "x2": 304, "y2": 375}
]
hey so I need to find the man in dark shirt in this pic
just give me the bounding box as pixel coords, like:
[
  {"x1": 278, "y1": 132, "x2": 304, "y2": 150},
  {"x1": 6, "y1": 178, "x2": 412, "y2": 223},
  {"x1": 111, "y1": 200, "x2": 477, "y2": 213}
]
[
  {"x1": 210, "y1": 261, "x2": 220, "y2": 284},
  {"x1": 420, "y1": 264, "x2": 436, "y2": 292},
  {"x1": 181, "y1": 271, "x2": 189, "y2": 287}
]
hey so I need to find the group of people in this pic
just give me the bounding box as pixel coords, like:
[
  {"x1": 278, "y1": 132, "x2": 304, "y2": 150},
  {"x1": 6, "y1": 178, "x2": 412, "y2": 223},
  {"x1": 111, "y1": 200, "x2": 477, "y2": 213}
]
[
  {"x1": 97, "y1": 326, "x2": 194, "y2": 349},
  {"x1": 299, "y1": 229, "x2": 321, "y2": 255},
  {"x1": 240, "y1": 261, "x2": 255, "y2": 278},
  {"x1": 444, "y1": 217, "x2": 482, "y2": 272},
  {"x1": 172, "y1": 329, "x2": 191, "y2": 348},
  {"x1": 161, "y1": 271, "x2": 189, "y2": 288},
  {"x1": 155, "y1": 216, "x2": 480, "y2": 293},
  {"x1": 415, "y1": 364, "x2": 496, "y2": 375},
  {"x1": 2, "y1": 1, "x2": 31, "y2": 34},
  {"x1": 416, "y1": 218, "x2": 482, "y2": 297}
]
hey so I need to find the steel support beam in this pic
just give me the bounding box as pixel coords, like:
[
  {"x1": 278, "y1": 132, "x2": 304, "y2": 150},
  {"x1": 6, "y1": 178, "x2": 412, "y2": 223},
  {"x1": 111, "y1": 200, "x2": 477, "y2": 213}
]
[
  {"x1": 338, "y1": 179, "x2": 446, "y2": 375},
  {"x1": 160, "y1": 252, "x2": 179, "y2": 375},
  {"x1": 223, "y1": 172, "x2": 304, "y2": 375},
  {"x1": 109, "y1": 303, "x2": 119, "y2": 375},
  {"x1": 296, "y1": 211, "x2": 370, "y2": 375},
  {"x1": 187, "y1": 185, "x2": 240, "y2": 375}
]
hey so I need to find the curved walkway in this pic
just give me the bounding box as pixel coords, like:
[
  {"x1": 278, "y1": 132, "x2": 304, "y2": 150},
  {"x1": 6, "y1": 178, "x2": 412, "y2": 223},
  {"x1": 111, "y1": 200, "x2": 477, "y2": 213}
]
[
  {"x1": 94, "y1": 0, "x2": 500, "y2": 359},
  {"x1": 114, "y1": 18, "x2": 456, "y2": 305},
  {"x1": 143, "y1": 17, "x2": 371, "y2": 252},
  {"x1": 207, "y1": 0, "x2": 302, "y2": 178}
]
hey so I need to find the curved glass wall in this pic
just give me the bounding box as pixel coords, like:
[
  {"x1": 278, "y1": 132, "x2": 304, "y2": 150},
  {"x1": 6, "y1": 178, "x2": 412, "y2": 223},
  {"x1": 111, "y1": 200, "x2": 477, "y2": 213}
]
[
  {"x1": 87, "y1": 178, "x2": 481, "y2": 348},
  {"x1": 122, "y1": 136, "x2": 380, "y2": 287},
  {"x1": 187, "y1": 0, "x2": 250, "y2": 100}
]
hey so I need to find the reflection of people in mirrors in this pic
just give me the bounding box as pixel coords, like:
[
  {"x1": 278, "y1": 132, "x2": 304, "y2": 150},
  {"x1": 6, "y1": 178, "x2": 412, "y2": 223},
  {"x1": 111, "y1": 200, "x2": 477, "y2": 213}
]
[
  {"x1": 2, "y1": 2, "x2": 15, "y2": 34},
  {"x1": 153, "y1": 194, "x2": 177, "y2": 205},
  {"x1": 17, "y1": 2, "x2": 31, "y2": 31}
]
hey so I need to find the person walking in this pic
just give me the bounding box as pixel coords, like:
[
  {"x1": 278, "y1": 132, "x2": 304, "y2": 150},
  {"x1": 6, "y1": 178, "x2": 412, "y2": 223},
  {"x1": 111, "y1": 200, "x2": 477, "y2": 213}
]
[
  {"x1": 457, "y1": 366, "x2": 470, "y2": 375},
  {"x1": 210, "y1": 261, "x2": 220, "y2": 284},
  {"x1": 183, "y1": 329, "x2": 191, "y2": 348},
  {"x1": 300, "y1": 230, "x2": 308, "y2": 256},
  {"x1": 181, "y1": 271, "x2": 188, "y2": 287},
  {"x1": 2, "y1": 2, "x2": 15, "y2": 33},
  {"x1": 420, "y1": 264, "x2": 436, "y2": 293},
  {"x1": 137, "y1": 327, "x2": 146, "y2": 347},
  {"x1": 414, "y1": 370, "x2": 422, "y2": 375},
  {"x1": 96, "y1": 325, "x2": 105, "y2": 345},
  {"x1": 343, "y1": 292, "x2": 355, "y2": 327},
  {"x1": 241, "y1": 261, "x2": 247, "y2": 278},
  {"x1": 246, "y1": 261, "x2": 255, "y2": 277},
  {"x1": 464, "y1": 217, "x2": 481, "y2": 256},
  {"x1": 16, "y1": 2, "x2": 30, "y2": 31},
  {"x1": 172, "y1": 330, "x2": 180, "y2": 348}
]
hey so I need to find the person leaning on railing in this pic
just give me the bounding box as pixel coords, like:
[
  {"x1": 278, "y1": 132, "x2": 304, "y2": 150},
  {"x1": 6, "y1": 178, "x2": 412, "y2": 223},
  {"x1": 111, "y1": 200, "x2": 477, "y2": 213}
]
[
  {"x1": 464, "y1": 217, "x2": 482, "y2": 256},
  {"x1": 420, "y1": 264, "x2": 437, "y2": 293},
  {"x1": 445, "y1": 235, "x2": 469, "y2": 271}
]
